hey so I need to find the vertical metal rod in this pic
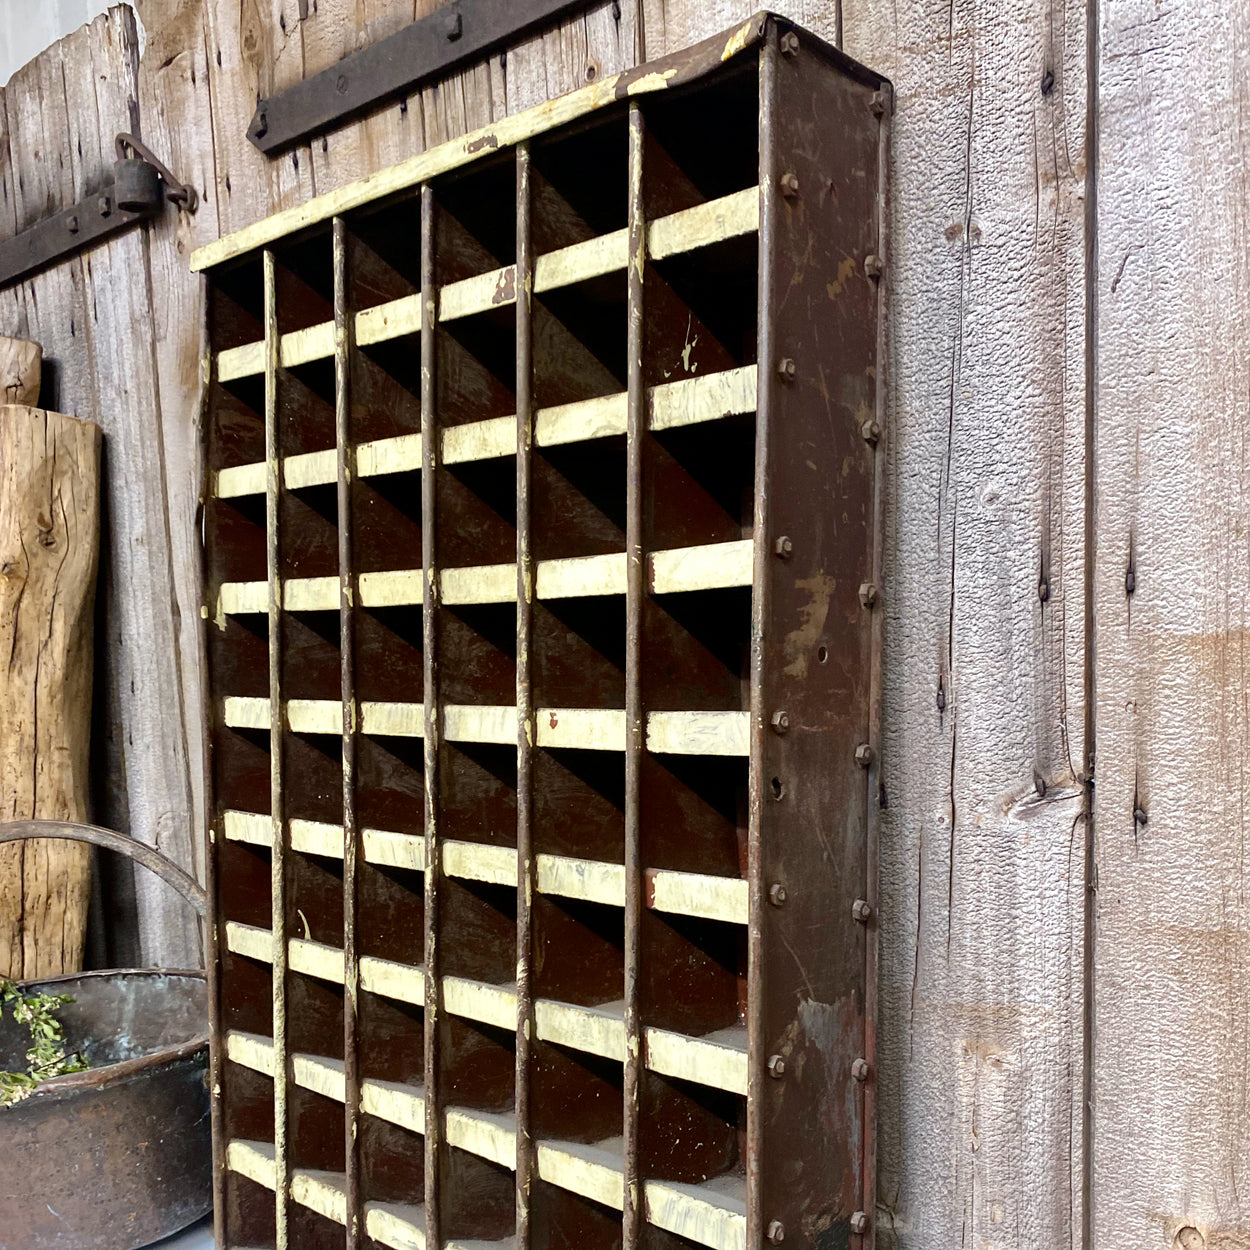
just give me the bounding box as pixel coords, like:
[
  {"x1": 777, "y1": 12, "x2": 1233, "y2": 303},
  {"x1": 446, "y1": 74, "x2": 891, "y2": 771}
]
[
  {"x1": 263, "y1": 246, "x2": 291, "y2": 1250},
  {"x1": 514, "y1": 141, "x2": 537, "y2": 1250},
  {"x1": 860, "y1": 90, "x2": 892, "y2": 1247},
  {"x1": 622, "y1": 100, "x2": 646, "y2": 1250},
  {"x1": 747, "y1": 36, "x2": 780, "y2": 1250},
  {"x1": 334, "y1": 215, "x2": 363, "y2": 1250},
  {"x1": 420, "y1": 182, "x2": 443, "y2": 1249},
  {"x1": 200, "y1": 330, "x2": 228, "y2": 1250}
]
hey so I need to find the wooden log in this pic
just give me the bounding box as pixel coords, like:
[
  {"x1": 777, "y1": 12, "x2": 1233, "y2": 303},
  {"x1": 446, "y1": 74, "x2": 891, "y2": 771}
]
[
  {"x1": 0, "y1": 404, "x2": 100, "y2": 978},
  {"x1": 0, "y1": 337, "x2": 40, "y2": 405}
]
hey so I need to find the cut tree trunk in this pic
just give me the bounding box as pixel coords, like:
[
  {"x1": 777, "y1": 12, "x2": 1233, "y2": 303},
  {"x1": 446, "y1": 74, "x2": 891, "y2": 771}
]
[{"x1": 0, "y1": 403, "x2": 101, "y2": 979}]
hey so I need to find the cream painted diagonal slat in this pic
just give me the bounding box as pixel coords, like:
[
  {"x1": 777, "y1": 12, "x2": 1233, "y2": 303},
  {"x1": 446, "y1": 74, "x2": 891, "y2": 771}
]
[
  {"x1": 222, "y1": 812, "x2": 748, "y2": 926},
  {"x1": 207, "y1": 189, "x2": 756, "y2": 386},
  {"x1": 222, "y1": 698, "x2": 749, "y2": 757},
  {"x1": 211, "y1": 364, "x2": 756, "y2": 503},
  {"x1": 218, "y1": 538, "x2": 752, "y2": 617},
  {"x1": 224, "y1": 934, "x2": 745, "y2": 1097},
  {"x1": 225, "y1": 1134, "x2": 431, "y2": 1250}
]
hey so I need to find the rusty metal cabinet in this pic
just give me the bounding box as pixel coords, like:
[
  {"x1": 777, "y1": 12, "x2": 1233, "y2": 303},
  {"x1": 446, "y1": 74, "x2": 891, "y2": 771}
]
[{"x1": 196, "y1": 14, "x2": 888, "y2": 1249}]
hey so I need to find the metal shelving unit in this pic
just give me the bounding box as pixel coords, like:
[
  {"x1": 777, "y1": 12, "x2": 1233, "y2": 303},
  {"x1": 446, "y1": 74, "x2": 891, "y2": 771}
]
[{"x1": 195, "y1": 14, "x2": 889, "y2": 1249}]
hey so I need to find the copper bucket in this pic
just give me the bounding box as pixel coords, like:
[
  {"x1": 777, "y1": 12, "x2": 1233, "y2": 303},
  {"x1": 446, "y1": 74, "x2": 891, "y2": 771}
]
[{"x1": 0, "y1": 821, "x2": 210, "y2": 1249}]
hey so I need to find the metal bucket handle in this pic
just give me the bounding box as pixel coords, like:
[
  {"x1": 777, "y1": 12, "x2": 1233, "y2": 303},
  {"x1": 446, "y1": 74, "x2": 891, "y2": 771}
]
[{"x1": 0, "y1": 821, "x2": 206, "y2": 918}]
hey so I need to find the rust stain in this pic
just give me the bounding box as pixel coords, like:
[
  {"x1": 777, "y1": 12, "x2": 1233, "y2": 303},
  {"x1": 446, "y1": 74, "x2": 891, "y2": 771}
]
[{"x1": 492, "y1": 267, "x2": 516, "y2": 306}]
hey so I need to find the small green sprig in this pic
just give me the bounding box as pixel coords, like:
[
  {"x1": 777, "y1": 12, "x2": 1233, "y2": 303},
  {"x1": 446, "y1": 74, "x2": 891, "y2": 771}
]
[{"x1": 0, "y1": 979, "x2": 88, "y2": 1107}]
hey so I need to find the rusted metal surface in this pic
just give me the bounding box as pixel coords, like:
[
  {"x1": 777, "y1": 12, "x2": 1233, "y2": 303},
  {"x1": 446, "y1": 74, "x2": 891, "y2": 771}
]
[
  {"x1": 420, "y1": 181, "x2": 444, "y2": 1250},
  {"x1": 754, "y1": 19, "x2": 886, "y2": 1247},
  {"x1": 514, "y1": 139, "x2": 537, "y2": 1250},
  {"x1": 200, "y1": 18, "x2": 887, "y2": 1249},
  {"x1": 334, "y1": 213, "x2": 363, "y2": 1250},
  {"x1": 0, "y1": 969, "x2": 210, "y2": 1250},
  {"x1": 622, "y1": 98, "x2": 646, "y2": 1250},
  {"x1": 263, "y1": 246, "x2": 291, "y2": 1250}
]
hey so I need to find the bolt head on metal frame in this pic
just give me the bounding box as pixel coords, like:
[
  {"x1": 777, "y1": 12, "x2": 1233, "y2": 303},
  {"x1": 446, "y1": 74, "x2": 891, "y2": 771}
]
[
  {"x1": 444, "y1": 11, "x2": 463, "y2": 39},
  {"x1": 770, "y1": 710, "x2": 790, "y2": 735},
  {"x1": 767, "y1": 1220, "x2": 786, "y2": 1244},
  {"x1": 768, "y1": 883, "x2": 788, "y2": 907},
  {"x1": 779, "y1": 171, "x2": 800, "y2": 199},
  {"x1": 777, "y1": 356, "x2": 797, "y2": 382},
  {"x1": 97, "y1": 195, "x2": 112, "y2": 217},
  {"x1": 850, "y1": 1211, "x2": 869, "y2": 1235},
  {"x1": 767, "y1": 1053, "x2": 786, "y2": 1078},
  {"x1": 66, "y1": 215, "x2": 79, "y2": 234},
  {"x1": 864, "y1": 253, "x2": 883, "y2": 279},
  {"x1": 861, "y1": 418, "x2": 881, "y2": 445},
  {"x1": 852, "y1": 898, "x2": 872, "y2": 923},
  {"x1": 858, "y1": 582, "x2": 879, "y2": 609},
  {"x1": 779, "y1": 31, "x2": 800, "y2": 57},
  {"x1": 854, "y1": 743, "x2": 874, "y2": 768},
  {"x1": 774, "y1": 535, "x2": 794, "y2": 559},
  {"x1": 851, "y1": 1057, "x2": 870, "y2": 1081},
  {"x1": 870, "y1": 90, "x2": 887, "y2": 117}
]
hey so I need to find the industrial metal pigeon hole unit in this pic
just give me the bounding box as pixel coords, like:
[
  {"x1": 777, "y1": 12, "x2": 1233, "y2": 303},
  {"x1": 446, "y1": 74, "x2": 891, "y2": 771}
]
[{"x1": 194, "y1": 14, "x2": 888, "y2": 1250}]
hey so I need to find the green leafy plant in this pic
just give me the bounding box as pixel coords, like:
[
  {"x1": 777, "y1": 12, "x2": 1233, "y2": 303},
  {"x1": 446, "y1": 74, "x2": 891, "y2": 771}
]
[{"x1": 0, "y1": 979, "x2": 88, "y2": 1107}]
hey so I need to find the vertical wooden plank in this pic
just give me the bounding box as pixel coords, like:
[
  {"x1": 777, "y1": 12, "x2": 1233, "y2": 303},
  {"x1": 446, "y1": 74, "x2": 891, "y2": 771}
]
[
  {"x1": 420, "y1": 181, "x2": 443, "y2": 1250},
  {"x1": 514, "y1": 139, "x2": 536, "y2": 1250},
  {"x1": 203, "y1": 0, "x2": 314, "y2": 235},
  {"x1": 1092, "y1": 2, "x2": 1250, "y2": 1245},
  {"x1": 838, "y1": 1, "x2": 1089, "y2": 1245},
  {"x1": 264, "y1": 246, "x2": 292, "y2": 1250},
  {"x1": 69, "y1": 7, "x2": 202, "y2": 970},
  {"x1": 135, "y1": 0, "x2": 223, "y2": 900},
  {"x1": 622, "y1": 98, "x2": 645, "y2": 1250}
]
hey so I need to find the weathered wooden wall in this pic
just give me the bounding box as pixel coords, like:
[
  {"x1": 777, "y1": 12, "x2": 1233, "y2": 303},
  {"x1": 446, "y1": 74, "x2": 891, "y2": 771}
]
[{"x1": 1, "y1": 0, "x2": 1245, "y2": 1244}]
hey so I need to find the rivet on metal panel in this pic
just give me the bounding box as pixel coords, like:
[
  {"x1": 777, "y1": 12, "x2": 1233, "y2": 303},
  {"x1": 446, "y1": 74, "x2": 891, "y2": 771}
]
[
  {"x1": 66, "y1": 215, "x2": 79, "y2": 234},
  {"x1": 858, "y1": 582, "x2": 879, "y2": 609},
  {"x1": 770, "y1": 710, "x2": 790, "y2": 735},
  {"x1": 850, "y1": 1211, "x2": 869, "y2": 1235},
  {"x1": 767, "y1": 1220, "x2": 786, "y2": 1244},
  {"x1": 851, "y1": 1057, "x2": 870, "y2": 1082},
  {"x1": 779, "y1": 31, "x2": 800, "y2": 57},
  {"x1": 852, "y1": 899, "x2": 873, "y2": 924},
  {"x1": 768, "y1": 883, "x2": 787, "y2": 907},
  {"x1": 444, "y1": 12, "x2": 463, "y2": 40},
  {"x1": 854, "y1": 743, "x2": 874, "y2": 768},
  {"x1": 864, "y1": 253, "x2": 883, "y2": 280},
  {"x1": 336, "y1": 74, "x2": 348, "y2": 94},
  {"x1": 774, "y1": 535, "x2": 793, "y2": 559},
  {"x1": 767, "y1": 1054, "x2": 786, "y2": 1078},
  {"x1": 869, "y1": 90, "x2": 887, "y2": 117},
  {"x1": 98, "y1": 195, "x2": 111, "y2": 217},
  {"x1": 860, "y1": 418, "x2": 881, "y2": 445},
  {"x1": 779, "y1": 171, "x2": 799, "y2": 199},
  {"x1": 777, "y1": 356, "x2": 797, "y2": 382}
]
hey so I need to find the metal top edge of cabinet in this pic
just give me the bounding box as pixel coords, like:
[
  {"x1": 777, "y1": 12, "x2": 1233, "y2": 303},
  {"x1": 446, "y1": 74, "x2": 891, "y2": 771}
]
[{"x1": 188, "y1": 11, "x2": 890, "y2": 275}]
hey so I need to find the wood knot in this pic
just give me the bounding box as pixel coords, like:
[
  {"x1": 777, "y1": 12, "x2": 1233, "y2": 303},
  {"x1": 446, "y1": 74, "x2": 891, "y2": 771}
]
[{"x1": 1174, "y1": 1229, "x2": 1205, "y2": 1250}]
